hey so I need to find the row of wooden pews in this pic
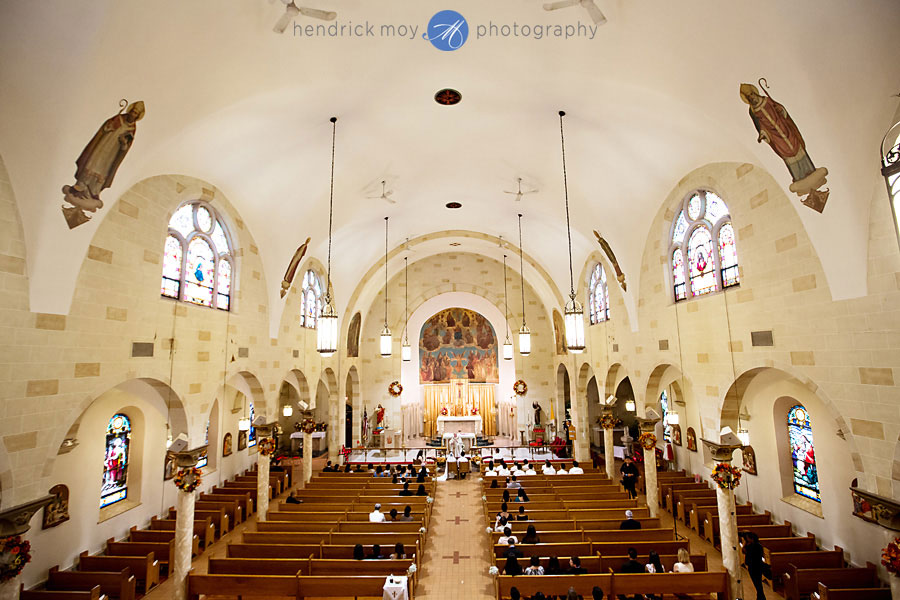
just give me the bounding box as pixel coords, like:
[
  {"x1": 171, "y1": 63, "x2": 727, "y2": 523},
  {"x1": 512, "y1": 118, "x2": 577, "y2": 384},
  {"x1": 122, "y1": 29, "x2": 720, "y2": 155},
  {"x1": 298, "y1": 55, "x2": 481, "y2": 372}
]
[
  {"x1": 187, "y1": 469, "x2": 435, "y2": 599},
  {"x1": 482, "y1": 468, "x2": 731, "y2": 599},
  {"x1": 21, "y1": 466, "x2": 290, "y2": 599},
  {"x1": 658, "y1": 468, "x2": 890, "y2": 599}
]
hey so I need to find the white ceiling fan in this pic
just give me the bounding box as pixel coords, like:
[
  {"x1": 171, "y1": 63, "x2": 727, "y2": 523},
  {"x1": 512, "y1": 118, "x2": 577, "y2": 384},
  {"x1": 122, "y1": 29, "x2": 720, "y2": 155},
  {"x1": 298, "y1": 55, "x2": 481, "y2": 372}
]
[
  {"x1": 503, "y1": 177, "x2": 538, "y2": 202},
  {"x1": 367, "y1": 180, "x2": 397, "y2": 204},
  {"x1": 273, "y1": 0, "x2": 336, "y2": 34},
  {"x1": 543, "y1": 0, "x2": 607, "y2": 25}
]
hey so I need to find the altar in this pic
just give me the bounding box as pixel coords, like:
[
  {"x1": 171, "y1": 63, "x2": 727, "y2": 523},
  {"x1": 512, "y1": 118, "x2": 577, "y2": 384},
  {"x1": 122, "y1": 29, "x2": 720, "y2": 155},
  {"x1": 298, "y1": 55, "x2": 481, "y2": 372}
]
[
  {"x1": 442, "y1": 432, "x2": 477, "y2": 453},
  {"x1": 436, "y1": 415, "x2": 483, "y2": 436}
]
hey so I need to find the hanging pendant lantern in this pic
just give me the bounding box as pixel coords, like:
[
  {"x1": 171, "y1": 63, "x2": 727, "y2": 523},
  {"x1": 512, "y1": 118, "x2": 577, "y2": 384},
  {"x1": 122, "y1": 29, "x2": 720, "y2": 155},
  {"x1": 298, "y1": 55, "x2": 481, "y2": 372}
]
[
  {"x1": 557, "y1": 111, "x2": 585, "y2": 354},
  {"x1": 516, "y1": 214, "x2": 531, "y2": 357},
  {"x1": 317, "y1": 117, "x2": 340, "y2": 357},
  {"x1": 380, "y1": 217, "x2": 392, "y2": 357},
  {"x1": 624, "y1": 399, "x2": 636, "y2": 412}
]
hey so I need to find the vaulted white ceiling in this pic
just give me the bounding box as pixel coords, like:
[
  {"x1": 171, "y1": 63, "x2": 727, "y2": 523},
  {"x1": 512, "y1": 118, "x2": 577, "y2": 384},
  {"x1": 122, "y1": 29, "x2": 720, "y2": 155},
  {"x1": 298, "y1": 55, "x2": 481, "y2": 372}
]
[{"x1": 1, "y1": 0, "x2": 898, "y2": 329}]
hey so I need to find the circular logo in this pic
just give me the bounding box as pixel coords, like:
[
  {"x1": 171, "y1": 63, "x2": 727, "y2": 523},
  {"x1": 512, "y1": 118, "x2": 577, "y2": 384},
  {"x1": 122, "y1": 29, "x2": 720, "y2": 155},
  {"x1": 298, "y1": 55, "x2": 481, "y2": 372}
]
[{"x1": 423, "y1": 10, "x2": 469, "y2": 51}]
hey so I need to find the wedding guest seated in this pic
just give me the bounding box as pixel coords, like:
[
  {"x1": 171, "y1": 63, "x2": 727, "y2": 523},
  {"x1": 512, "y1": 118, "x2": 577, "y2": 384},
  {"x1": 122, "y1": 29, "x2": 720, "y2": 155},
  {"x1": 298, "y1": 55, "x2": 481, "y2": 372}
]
[
  {"x1": 525, "y1": 555, "x2": 544, "y2": 575},
  {"x1": 645, "y1": 550, "x2": 665, "y2": 574},
  {"x1": 506, "y1": 540, "x2": 524, "y2": 559},
  {"x1": 369, "y1": 503, "x2": 386, "y2": 522},
  {"x1": 672, "y1": 547, "x2": 694, "y2": 573},
  {"x1": 619, "y1": 548, "x2": 643, "y2": 573},
  {"x1": 619, "y1": 509, "x2": 641, "y2": 530},
  {"x1": 417, "y1": 465, "x2": 427, "y2": 482},
  {"x1": 344, "y1": 463, "x2": 352, "y2": 472},
  {"x1": 496, "y1": 502, "x2": 511, "y2": 523},
  {"x1": 569, "y1": 460, "x2": 584, "y2": 474},
  {"x1": 374, "y1": 465, "x2": 384, "y2": 478},
  {"x1": 524, "y1": 464, "x2": 537, "y2": 475},
  {"x1": 498, "y1": 526, "x2": 518, "y2": 546},
  {"x1": 490, "y1": 479, "x2": 499, "y2": 489},
  {"x1": 545, "y1": 556, "x2": 562, "y2": 575},
  {"x1": 353, "y1": 544, "x2": 365, "y2": 560},
  {"x1": 567, "y1": 556, "x2": 587, "y2": 574},
  {"x1": 495, "y1": 516, "x2": 510, "y2": 532},
  {"x1": 542, "y1": 460, "x2": 556, "y2": 475},
  {"x1": 522, "y1": 524, "x2": 541, "y2": 544},
  {"x1": 367, "y1": 544, "x2": 384, "y2": 559},
  {"x1": 416, "y1": 483, "x2": 427, "y2": 496},
  {"x1": 516, "y1": 506, "x2": 529, "y2": 521},
  {"x1": 485, "y1": 465, "x2": 499, "y2": 476},
  {"x1": 513, "y1": 463, "x2": 526, "y2": 477},
  {"x1": 322, "y1": 460, "x2": 334, "y2": 472},
  {"x1": 497, "y1": 463, "x2": 511, "y2": 476},
  {"x1": 510, "y1": 587, "x2": 521, "y2": 600},
  {"x1": 398, "y1": 482, "x2": 413, "y2": 496},
  {"x1": 389, "y1": 508, "x2": 398, "y2": 521},
  {"x1": 592, "y1": 586, "x2": 605, "y2": 600},
  {"x1": 390, "y1": 542, "x2": 407, "y2": 559},
  {"x1": 515, "y1": 488, "x2": 530, "y2": 503},
  {"x1": 367, "y1": 463, "x2": 375, "y2": 471},
  {"x1": 285, "y1": 491, "x2": 302, "y2": 504},
  {"x1": 504, "y1": 553, "x2": 523, "y2": 575},
  {"x1": 502, "y1": 490, "x2": 512, "y2": 503},
  {"x1": 556, "y1": 465, "x2": 569, "y2": 475},
  {"x1": 397, "y1": 505, "x2": 414, "y2": 522},
  {"x1": 507, "y1": 476, "x2": 522, "y2": 489}
]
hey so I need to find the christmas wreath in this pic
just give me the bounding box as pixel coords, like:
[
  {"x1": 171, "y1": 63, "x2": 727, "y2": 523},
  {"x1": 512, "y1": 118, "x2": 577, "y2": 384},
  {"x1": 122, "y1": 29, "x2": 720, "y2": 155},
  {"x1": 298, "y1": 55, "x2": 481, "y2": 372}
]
[
  {"x1": 711, "y1": 462, "x2": 742, "y2": 490},
  {"x1": 174, "y1": 466, "x2": 203, "y2": 493},
  {"x1": 0, "y1": 536, "x2": 30, "y2": 582},
  {"x1": 258, "y1": 438, "x2": 276, "y2": 457},
  {"x1": 638, "y1": 432, "x2": 657, "y2": 450},
  {"x1": 513, "y1": 380, "x2": 528, "y2": 396},
  {"x1": 388, "y1": 381, "x2": 403, "y2": 397},
  {"x1": 300, "y1": 417, "x2": 317, "y2": 434},
  {"x1": 598, "y1": 413, "x2": 620, "y2": 430},
  {"x1": 882, "y1": 537, "x2": 900, "y2": 574}
]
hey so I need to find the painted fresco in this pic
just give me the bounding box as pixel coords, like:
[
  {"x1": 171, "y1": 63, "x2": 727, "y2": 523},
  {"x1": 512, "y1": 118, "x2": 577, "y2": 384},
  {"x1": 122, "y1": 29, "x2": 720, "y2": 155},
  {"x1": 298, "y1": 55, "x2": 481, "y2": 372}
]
[{"x1": 419, "y1": 307, "x2": 498, "y2": 383}]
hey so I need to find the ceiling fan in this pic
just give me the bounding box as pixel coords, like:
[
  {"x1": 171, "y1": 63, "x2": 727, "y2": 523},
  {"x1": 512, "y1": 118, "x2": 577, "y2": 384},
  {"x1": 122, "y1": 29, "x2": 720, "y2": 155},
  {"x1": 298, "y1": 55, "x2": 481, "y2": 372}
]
[
  {"x1": 503, "y1": 177, "x2": 538, "y2": 202},
  {"x1": 543, "y1": 0, "x2": 607, "y2": 25},
  {"x1": 273, "y1": 0, "x2": 336, "y2": 34},
  {"x1": 367, "y1": 181, "x2": 397, "y2": 204}
]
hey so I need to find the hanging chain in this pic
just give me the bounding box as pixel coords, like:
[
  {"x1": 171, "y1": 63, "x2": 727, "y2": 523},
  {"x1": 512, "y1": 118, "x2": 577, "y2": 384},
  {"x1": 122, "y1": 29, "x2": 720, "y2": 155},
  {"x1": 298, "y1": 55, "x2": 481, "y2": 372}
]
[
  {"x1": 404, "y1": 256, "x2": 409, "y2": 342},
  {"x1": 559, "y1": 111, "x2": 576, "y2": 299},
  {"x1": 517, "y1": 213, "x2": 527, "y2": 327},
  {"x1": 502, "y1": 254, "x2": 511, "y2": 340},
  {"x1": 326, "y1": 117, "x2": 336, "y2": 302},
  {"x1": 384, "y1": 217, "x2": 389, "y2": 327}
]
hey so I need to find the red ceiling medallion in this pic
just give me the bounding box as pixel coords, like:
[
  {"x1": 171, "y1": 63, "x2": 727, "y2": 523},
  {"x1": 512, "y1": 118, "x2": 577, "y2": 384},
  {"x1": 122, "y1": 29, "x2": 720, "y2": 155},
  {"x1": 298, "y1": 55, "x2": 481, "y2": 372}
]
[{"x1": 434, "y1": 88, "x2": 462, "y2": 106}]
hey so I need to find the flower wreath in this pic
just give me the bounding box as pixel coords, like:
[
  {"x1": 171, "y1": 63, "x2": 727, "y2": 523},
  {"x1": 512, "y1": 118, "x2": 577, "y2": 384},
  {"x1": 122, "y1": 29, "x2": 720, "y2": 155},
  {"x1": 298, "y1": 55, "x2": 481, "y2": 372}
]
[
  {"x1": 638, "y1": 432, "x2": 657, "y2": 450},
  {"x1": 513, "y1": 380, "x2": 528, "y2": 396},
  {"x1": 710, "y1": 462, "x2": 742, "y2": 490},
  {"x1": 440, "y1": 407, "x2": 448, "y2": 416},
  {"x1": 0, "y1": 536, "x2": 30, "y2": 582},
  {"x1": 174, "y1": 466, "x2": 203, "y2": 493},
  {"x1": 258, "y1": 438, "x2": 276, "y2": 457},
  {"x1": 598, "y1": 413, "x2": 620, "y2": 430},
  {"x1": 882, "y1": 537, "x2": 900, "y2": 574},
  {"x1": 388, "y1": 381, "x2": 403, "y2": 397},
  {"x1": 300, "y1": 418, "x2": 317, "y2": 434}
]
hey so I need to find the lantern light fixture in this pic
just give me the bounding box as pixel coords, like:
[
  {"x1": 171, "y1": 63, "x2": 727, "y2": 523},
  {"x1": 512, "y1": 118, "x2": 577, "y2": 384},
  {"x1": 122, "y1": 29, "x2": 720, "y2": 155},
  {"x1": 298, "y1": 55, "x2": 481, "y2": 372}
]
[
  {"x1": 502, "y1": 254, "x2": 514, "y2": 360},
  {"x1": 624, "y1": 398, "x2": 636, "y2": 412},
  {"x1": 402, "y1": 256, "x2": 411, "y2": 362},
  {"x1": 557, "y1": 111, "x2": 585, "y2": 353},
  {"x1": 317, "y1": 117, "x2": 340, "y2": 357},
  {"x1": 516, "y1": 214, "x2": 531, "y2": 356},
  {"x1": 282, "y1": 404, "x2": 293, "y2": 417}
]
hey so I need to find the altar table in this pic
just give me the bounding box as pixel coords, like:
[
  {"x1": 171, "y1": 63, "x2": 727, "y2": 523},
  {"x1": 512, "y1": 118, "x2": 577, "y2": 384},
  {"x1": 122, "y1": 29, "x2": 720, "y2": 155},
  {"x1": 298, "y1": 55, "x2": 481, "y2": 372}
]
[
  {"x1": 436, "y1": 415, "x2": 483, "y2": 436},
  {"x1": 442, "y1": 432, "x2": 477, "y2": 453}
]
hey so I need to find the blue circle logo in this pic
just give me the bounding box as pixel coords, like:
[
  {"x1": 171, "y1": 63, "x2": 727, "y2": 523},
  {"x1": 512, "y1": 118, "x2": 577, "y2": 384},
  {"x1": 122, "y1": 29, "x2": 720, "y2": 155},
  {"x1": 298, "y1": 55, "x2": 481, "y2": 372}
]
[{"x1": 423, "y1": 10, "x2": 469, "y2": 51}]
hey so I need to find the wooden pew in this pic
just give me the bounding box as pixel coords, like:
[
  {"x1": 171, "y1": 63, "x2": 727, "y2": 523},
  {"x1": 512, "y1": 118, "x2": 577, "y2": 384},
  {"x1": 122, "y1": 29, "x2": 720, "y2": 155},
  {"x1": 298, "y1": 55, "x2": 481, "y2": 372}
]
[
  {"x1": 149, "y1": 516, "x2": 216, "y2": 548},
  {"x1": 187, "y1": 571, "x2": 296, "y2": 600},
  {"x1": 491, "y1": 530, "x2": 584, "y2": 544},
  {"x1": 702, "y1": 511, "x2": 775, "y2": 546},
  {"x1": 297, "y1": 575, "x2": 408, "y2": 599},
  {"x1": 662, "y1": 482, "x2": 708, "y2": 511},
  {"x1": 255, "y1": 521, "x2": 338, "y2": 533},
  {"x1": 266, "y1": 511, "x2": 347, "y2": 522},
  {"x1": 583, "y1": 528, "x2": 675, "y2": 543},
  {"x1": 200, "y1": 490, "x2": 253, "y2": 517},
  {"x1": 811, "y1": 582, "x2": 891, "y2": 600},
  {"x1": 194, "y1": 499, "x2": 241, "y2": 527},
  {"x1": 221, "y1": 480, "x2": 273, "y2": 500},
  {"x1": 591, "y1": 539, "x2": 687, "y2": 557},
  {"x1": 501, "y1": 520, "x2": 582, "y2": 533},
  {"x1": 497, "y1": 575, "x2": 613, "y2": 600},
  {"x1": 45, "y1": 566, "x2": 135, "y2": 600},
  {"x1": 77, "y1": 552, "x2": 159, "y2": 591},
  {"x1": 20, "y1": 587, "x2": 103, "y2": 600},
  {"x1": 760, "y1": 534, "x2": 818, "y2": 554},
  {"x1": 675, "y1": 490, "x2": 718, "y2": 522},
  {"x1": 226, "y1": 543, "x2": 320, "y2": 559},
  {"x1": 208, "y1": 557, "x2": 310, "y2": 575},
  {"x1": 128, "y1": 527, "x2": 200, "y2": 557},
  {"x1": 764, "y1": 546, "x2": 845, "y2": 586},
  {"x1": 598, "y1": 553, "x2": 708, "y2": 573},
  {"x1": 693, "y1": 502, "x2": 754, "y2": 536},
  {"x1": 336, "y1": 522, "x2": 423, "y2": 534},
  {"x1": 318, "y1": 543, "x2": 422, "y2": 560},
  {"x1": 492, "y1": 542, "x2": 592, "y2": 560},
  {"x1": 569, "y1": 507, "x2": 650, "y2": 521},
  {"x1": 189, "y1": 508, "x2": 229, "y2": 537},
  {"x1": 783, "y1": 563, "x2": 879, "y2": 600},
  {"x1": 105, "y1": 539, "x2": 174, "y2": 571},
  {"x1": 574, "y1": 518, "x2": 661, "y2": 530},
  {"x1": 611, "y1": 572, "x2": 729, "y2": 599}
]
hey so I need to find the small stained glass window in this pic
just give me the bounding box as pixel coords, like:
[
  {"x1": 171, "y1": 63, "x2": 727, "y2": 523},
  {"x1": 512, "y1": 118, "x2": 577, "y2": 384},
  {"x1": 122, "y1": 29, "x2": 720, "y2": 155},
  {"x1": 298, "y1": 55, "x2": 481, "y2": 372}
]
[
  {"x1": 672, "y1": 212, "x2": 688, "y2": 245},
  {"x1": 788, "y1": 405, "x2": 820, "y2": 502},
  {"x1": 101, "y1": 414, "x2": 131, "y2": 508},
  {"x1": 660, "y1": 390, "x2": 671, "y2": 443},
  {"x1": 688, "y1": 227, "x2": 716, "y2": 297},
  {"x1": 588, "y1": 263, "x2": 610, "y2": 324},
  {"x1": 248, "y1": 403, "x2": 257, "y2": 447},
  {"x1": 302, "y1": 270, "x2": 322, "y2": 329},
  {"x1": 718, "y1": 223, "x2": 740, "y2": 288},
  {"x1": 161, "y1": 202, "x2": 234, "y2": 310},
  {"x1": 197, "y1": 420, "x2": 209, "y2": 469}
]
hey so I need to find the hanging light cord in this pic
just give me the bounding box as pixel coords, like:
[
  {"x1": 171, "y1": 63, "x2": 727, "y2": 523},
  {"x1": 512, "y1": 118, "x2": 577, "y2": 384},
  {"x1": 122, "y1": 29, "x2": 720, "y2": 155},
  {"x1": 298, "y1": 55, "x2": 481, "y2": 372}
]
[
  {"x1": 503, "y1": 254, "x2": 511, "y2": 340},
  {"x1": 559, "y1": 110, "x2": 576, "y2": 299},
  {"x1": 404, "y1": 256, "x2": 409, "y2": 342},
  {"x1": 384, "y1": 217, "x2": 389, "y2": 327},
  {"x1": 517, "y1": 213, "x2": 527, "y2": 327},
  {"x1": 325, "y1": 117, "x2": 336, "y2": 302}
]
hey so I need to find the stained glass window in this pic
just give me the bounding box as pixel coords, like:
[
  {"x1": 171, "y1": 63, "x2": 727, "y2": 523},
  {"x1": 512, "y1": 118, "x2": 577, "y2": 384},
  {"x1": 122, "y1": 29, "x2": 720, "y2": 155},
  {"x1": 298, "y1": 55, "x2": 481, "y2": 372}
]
[
  {"x1": 101, "y1": 414, "x2": 131, "y2": 508},
  {"x1": 588, "y1": 263, "x2": 610, "y2": 324},
  {"x1": 668, "y1": 189, "x2": 739, "y2": 301},
  {"x1": 160, "y1": 201, "x2": 234, "y2": 310},
  {"x1": 659, "y1": 390, "x2": 671, "y2": 443},
  {"x1": 301, "y1": 270, "x2": 322, "y2": 329},
  {"x1": 788, "y1": 405, "x2": 820, "y2": 502},
  {"x1": 248, "y1": 403, "x2": 257, "y2": 447},
  {"x1": 197, "y1": 420, "x2": 209, "y2": 469}
]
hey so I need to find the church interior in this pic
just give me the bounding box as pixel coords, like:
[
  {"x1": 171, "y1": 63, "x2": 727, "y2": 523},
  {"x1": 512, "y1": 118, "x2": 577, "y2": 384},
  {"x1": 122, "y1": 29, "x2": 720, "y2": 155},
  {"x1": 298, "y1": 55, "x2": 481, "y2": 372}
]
[{"x1": 1, "y1": 1, "x2": 899, "y2": 599}]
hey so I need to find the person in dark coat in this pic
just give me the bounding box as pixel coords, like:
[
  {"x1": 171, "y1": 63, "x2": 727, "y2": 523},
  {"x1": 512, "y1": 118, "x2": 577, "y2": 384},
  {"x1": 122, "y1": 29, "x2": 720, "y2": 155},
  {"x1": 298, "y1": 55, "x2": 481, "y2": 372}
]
[
  {"x1": 620, "y1": 457, "x2": 639, "y2": 499},
  {"x1": 619, "y1": 509, "x2": 642, "y2": 530},
  {"x1": 743, "y1": 532, "x2": 767, "y2": 600}
]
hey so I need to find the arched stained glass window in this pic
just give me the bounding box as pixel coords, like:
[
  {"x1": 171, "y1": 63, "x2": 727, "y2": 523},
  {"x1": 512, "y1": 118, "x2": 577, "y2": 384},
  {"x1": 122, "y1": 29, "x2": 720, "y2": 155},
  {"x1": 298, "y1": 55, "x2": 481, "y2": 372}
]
[
  {"x1": 668, "y1": 190, "x2": 739, "y2": 301},
  {"x1": 788, "y1": 404, "x2": 820, "y2": 502},
  {"x1": 301, "y1": 270, "x2": 322, "y2": 329},
  {"x1": 659, "y1": 390, "x2": 671, "y2": 443},
  {"x1": 248, "y1": 402, "x2": 257, "y2": 447},
  {"x1": 161, "y1": 201, "x2": 234, "y2": 311},
  {"x1": 101, "y1": 414, "x2": 131, "y2": 508},
  {"x1": 588, "y1": 263, "x2": 610, "y2": 324},
  {"x1": 197, "y1": 420, "x2": 209, "y2": 469}
]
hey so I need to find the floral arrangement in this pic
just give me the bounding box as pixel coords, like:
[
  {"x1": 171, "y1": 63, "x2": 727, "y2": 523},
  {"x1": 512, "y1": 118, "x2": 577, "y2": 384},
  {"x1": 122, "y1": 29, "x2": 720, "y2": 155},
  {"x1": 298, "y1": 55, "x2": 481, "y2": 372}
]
[
  {"x1": 299, "y1": 418, "x2": 316, "y2": 434},
  {"x1": 173, "y1": 466, "x2": 203, "y2": 493},
  {"x1": 470, "y1": 407, "x2": 479, "y2": 415},
  {"x1": 882, "y1": 538, "x2": 900, "y2": 575},
  {"x1": 513, "y1": 380, "x2": 528, "y2": 396},
  {"x1": 598, "y1": 413, "x2": 620, "y2": 430},
  {"x1": 407, "y1": 563, "x2": 417, "y2": 576},
  {"x1": 426, "y1": 496, "x2": 434, "y2": 504},
  {"x1": 258, "y1": 438, "x2": 275, "y2": 457},
  {"x1": 388, "y1": 381, "x2": 403, "y2": 397},
  {"x1": 485, "y1": 526, "x2": 493, "y2": 534},
  {"x1": 419, "y1": 526, "x2": 427, "y2": 533},
  {"x1": 489, "y1": 566, "x2": 499, "y2": 576},
  {"x1": 711, "y1": 462, "x2": 743, "y2": 490},
  {"x1": 440, "y1": 407, "x2": 448, "y2": 416},
  {"x1": 638, "y1": 432, "x2": 658, "y2": 450},
  {"x1": 0, "y1": 536, "x2": 30, "y2": 582}
]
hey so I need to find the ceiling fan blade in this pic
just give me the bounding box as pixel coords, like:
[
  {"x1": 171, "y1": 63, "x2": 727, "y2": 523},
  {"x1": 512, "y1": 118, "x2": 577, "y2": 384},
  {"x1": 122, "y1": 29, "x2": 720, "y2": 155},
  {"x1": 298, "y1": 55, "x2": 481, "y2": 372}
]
[
  {"x1": 298, "y1": 7, "x2": 337, "y2": 21},
  {"x1": 543, "y1": 0, "x2": 580, "y2": 11},
  {"x1": 384, "y1": 197, "x2": 397, "y2": 204},
  {"x1": 273, "y1": 4, "x2": 300, "y2": 33},
  {"x1": 581, "y1": 0, "x2": 607, "y2": 24}
]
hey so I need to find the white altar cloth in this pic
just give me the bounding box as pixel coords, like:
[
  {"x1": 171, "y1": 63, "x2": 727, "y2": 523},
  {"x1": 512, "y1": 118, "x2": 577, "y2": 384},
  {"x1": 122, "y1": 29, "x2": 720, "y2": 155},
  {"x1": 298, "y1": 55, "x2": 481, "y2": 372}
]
[
  {"x1": 382, "y1": 575, "x2": 408, "y2": 600},
  {"x1": 442, "y1": 432, "x2": 477, "y2": 453},
  {"x1": 436, "y1": 416, "x2": 482, "y2": 436}
]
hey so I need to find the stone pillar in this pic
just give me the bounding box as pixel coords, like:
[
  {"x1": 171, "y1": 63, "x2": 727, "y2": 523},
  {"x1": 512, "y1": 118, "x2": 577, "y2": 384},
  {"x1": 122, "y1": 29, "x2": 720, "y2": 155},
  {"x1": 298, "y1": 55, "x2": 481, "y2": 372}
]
[
  {"x1": 328, "y1": 394, "x2": 340, "y2": 465},
  {"x1": 0, "y1": 496, "x2": 54, "y2": 600},
  {"x1": 302, "y1": 431, "x2": 313, "y2": 485},
  {"x1": 171, "y1": 447, "x2": 205, "y2": 600},
  {"x1": 598, "y1": 406, "x2": 618, "y2": 480},
  {"x1": 637, "y1": 416, "x2": 661, "y2": 517},
  {"x1": 702, "y1": 439, "x2": 745, "y2": 600}
]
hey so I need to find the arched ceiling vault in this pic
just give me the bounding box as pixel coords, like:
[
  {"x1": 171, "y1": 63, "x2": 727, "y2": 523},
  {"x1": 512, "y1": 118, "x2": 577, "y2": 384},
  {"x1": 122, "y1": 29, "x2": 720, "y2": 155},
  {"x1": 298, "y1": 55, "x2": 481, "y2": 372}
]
[{"x1": 1, "y1": 0, "x2": 898, "y2": 320}]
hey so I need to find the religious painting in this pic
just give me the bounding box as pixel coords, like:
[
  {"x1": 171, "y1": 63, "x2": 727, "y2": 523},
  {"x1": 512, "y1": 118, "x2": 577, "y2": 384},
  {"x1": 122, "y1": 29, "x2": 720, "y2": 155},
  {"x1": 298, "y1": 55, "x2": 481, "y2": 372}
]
[
  {"x1": 672, "y1": 424, "x2": 682, "y2": 447},
  {"x1": 238, "y1": 430, "x2": 248, "y2": 451},
  {"x1": 850, "y1": 480, "x2": 879, "y2": 525},
  {"x1": 163, "y1": 451, "x2": 175, "y2": 481},
  {"x1": 552, "y1": 310, "x2": 567, "y2": 355},
  {"x1": 42, "y1": 484, "x2": 70, "y2": 529},
  {"x1": 742, "y1": 445, "x2": 757, "y2": 476},
  {"x1": 419, "y1": 308, "x2": 498, "y2": 383},
  {"x1": 347, "y1": 312, "x2": 361, "y2": 358},
  {"x1": 223, "y1": 432, "x2": 233, "y2": 457},
  {"x1": 686, "y1": 427, "x2": 697, "y2": 452}
]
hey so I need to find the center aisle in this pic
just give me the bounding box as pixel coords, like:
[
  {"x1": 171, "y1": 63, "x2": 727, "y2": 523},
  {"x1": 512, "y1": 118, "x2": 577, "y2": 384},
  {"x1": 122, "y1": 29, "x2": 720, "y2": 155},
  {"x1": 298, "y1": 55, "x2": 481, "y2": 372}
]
[{"x1": 416, "y1": 474, "x2": 494, "y2": 600}]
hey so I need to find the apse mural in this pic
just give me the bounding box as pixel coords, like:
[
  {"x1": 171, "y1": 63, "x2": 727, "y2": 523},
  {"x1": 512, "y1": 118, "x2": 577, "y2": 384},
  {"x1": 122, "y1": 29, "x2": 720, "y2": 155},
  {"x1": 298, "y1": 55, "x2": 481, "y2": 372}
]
[{"x1": 419, "y1": 308, "x2": 499, "y2": 383}]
